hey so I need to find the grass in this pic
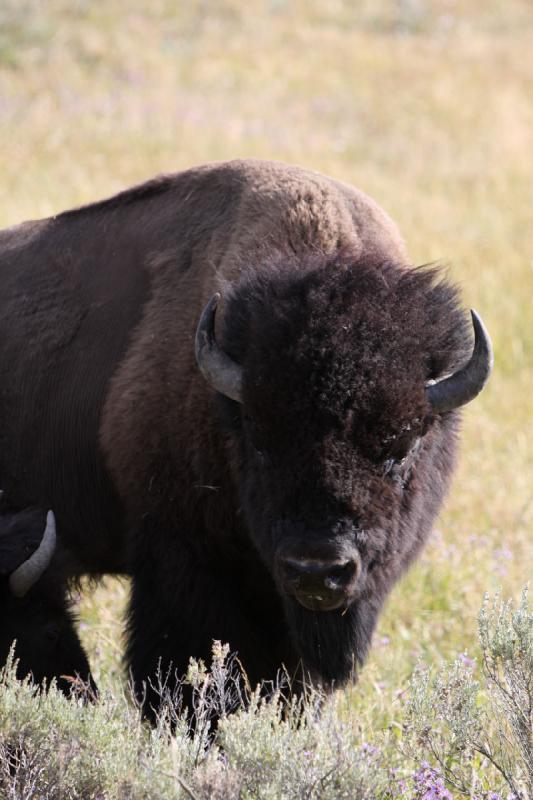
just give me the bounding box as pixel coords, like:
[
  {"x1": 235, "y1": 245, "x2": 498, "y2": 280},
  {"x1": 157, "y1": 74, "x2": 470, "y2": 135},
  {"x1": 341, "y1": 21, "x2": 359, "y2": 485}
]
[{"x1": 0, "y1": 0, "x2": 532, "y2": 796}]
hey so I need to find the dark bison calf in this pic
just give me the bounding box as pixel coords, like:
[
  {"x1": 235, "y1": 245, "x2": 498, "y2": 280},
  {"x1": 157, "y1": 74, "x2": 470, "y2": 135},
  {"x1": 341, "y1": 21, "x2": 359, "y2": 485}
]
[{"x1": 0, "y1": 159, "x2": 492, "y2": 719}]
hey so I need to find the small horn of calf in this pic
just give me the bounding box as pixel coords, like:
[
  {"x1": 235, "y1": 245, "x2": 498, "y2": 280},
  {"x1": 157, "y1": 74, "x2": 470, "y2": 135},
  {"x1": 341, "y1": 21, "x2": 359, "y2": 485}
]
[
  {"x1": 427, "y1": 309, "x2": 493, "y2": 414},
  {"x1": 9, "y1": 511, "x2": 57, "y2": 598},
  {"x1": 195, "y1": 293, "x2": 244, "y2": 404}
]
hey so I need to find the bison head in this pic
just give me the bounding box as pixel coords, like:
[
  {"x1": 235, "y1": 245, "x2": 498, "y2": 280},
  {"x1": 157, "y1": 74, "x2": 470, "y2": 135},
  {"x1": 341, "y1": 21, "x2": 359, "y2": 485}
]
[
  {"x1": 196, "y1": 255, "x2": 492, "y2": 685},
  {"x1": 0, "y1": 507, "x2": 93, "y2": 693}
]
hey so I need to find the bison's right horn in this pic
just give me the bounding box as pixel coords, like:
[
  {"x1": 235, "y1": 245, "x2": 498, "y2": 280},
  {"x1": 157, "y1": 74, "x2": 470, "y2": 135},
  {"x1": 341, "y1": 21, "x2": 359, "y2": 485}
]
[
  {"x1": 9, "y1": 511, "x2": 57, "y2": 598},
  {"x1": 195, "y1": 293, "x2": 244, "y2": 404}
]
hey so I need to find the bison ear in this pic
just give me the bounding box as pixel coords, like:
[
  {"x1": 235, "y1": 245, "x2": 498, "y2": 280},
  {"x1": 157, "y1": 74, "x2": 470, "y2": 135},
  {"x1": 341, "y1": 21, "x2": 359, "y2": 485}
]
[
  {"x1": 195, "y1": 293, "x2": 244, "y2": 404},
  {"x1": 8, "y1": 511, "x2": 57, "y2": 597},
  {"x1": 426, "y1": 309, "x2": 493, "y2": 414}
]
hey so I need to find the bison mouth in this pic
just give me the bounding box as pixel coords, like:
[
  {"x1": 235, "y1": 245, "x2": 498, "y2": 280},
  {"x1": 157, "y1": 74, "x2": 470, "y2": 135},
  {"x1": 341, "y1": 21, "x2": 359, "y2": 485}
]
[{"x1": 292, "y1": 591, "x2": 346, "y2": 612}]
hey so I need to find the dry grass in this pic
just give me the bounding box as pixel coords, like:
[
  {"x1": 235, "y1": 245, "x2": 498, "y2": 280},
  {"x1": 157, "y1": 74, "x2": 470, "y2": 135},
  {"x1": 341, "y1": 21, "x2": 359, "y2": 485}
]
[{"x1": 0, "y1": 0, "x2": 532, "y2": 789}]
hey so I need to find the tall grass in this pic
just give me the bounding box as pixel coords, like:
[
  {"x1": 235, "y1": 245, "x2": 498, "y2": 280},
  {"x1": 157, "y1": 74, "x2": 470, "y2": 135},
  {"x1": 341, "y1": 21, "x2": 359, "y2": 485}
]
[{"x1": 0, "y1": 1, "x2": 532, "y2": 796}]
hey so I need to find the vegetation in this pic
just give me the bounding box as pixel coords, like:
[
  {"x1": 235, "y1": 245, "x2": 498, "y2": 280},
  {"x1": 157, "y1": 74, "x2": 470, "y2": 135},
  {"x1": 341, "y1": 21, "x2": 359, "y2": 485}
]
[
  {"x1": 1, "y1": 590, "x2": 532, "y2": 798},
  {"x1": 0, "y1": 0, "x2": 531, "y2": 796}
]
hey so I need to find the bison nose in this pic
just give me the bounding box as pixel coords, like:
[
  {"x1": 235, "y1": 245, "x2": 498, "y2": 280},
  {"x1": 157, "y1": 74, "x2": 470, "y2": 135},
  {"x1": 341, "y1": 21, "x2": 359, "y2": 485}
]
[{"x1": 277, "y1": 557, "x2": 359, "y2": 612}]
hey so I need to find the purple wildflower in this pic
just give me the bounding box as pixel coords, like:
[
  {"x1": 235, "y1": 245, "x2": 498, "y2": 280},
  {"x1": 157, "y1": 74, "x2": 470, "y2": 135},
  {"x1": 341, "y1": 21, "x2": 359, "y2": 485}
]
[
  {"x1": 412, "y1": 763, "x2": 452, "y2": 800},
  {"x1": 458, "y1": 651, "x2": 475, "y2": 668},
  {"x1": 360, "y1": 742, "x2": 380, "y2": 758}
]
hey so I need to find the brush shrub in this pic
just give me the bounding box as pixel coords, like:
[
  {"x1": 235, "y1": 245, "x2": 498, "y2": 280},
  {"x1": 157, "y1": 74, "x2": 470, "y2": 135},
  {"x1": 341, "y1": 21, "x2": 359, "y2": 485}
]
[{"x1": 1, "y1": 588, "x2": 531, "y2": 799}]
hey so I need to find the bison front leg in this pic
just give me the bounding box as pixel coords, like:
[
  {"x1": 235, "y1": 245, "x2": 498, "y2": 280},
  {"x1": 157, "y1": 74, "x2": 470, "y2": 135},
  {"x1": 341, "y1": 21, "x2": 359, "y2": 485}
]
[{"x1": 126, "y1": 542, "x2": 290, "y2": 725}]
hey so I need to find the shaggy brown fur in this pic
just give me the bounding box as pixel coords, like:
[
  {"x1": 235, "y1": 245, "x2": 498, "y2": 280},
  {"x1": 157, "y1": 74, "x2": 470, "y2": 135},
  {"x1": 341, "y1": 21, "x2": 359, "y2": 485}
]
[{"x1": 0, "y1": 159, "x2": 471, "y2": 717}]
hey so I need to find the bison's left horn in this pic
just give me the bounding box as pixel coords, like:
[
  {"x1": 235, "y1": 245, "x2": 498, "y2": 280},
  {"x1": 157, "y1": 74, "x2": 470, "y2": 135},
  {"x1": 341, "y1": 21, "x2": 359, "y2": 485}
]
[
  {"x1": 9, "y1": 511, "x2": 57, "y2": 597},
  {"x1": 427, "y1": 309, "x2": 493, "y2": 414},
  {"x1": 195, "y1": 293, "x2": 244, "y2": 404}
]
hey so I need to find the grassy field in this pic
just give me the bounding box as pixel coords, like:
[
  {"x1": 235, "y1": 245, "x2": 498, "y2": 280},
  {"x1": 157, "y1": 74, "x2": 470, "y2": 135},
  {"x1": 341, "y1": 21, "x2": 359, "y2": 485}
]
[{"x1": 0, "y1": 1, "x2": 532, "y2": 796}]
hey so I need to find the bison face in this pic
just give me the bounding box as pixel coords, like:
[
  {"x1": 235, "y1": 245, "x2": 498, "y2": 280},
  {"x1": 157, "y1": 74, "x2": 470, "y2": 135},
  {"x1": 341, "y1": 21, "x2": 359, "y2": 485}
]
[
  {"x1": 236, "y1": 385, "x2": 430, "y2": 613},
  {"x1": 196, "y1": 256, "x2": 492, "y2": 685},
  {"x1": 227, "y1": 363, "x2": 441, "y2": 687},
  {"x1": 0, "y1": 508, "x2": 93, "y2": 694},
  {"x1": 0, "y1": 585, "x2": 92, "y2": 693}
]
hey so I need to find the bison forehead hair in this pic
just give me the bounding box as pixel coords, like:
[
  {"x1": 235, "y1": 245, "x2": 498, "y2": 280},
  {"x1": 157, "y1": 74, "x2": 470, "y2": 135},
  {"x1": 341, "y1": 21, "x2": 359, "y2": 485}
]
[{"x1": 222, "y1": 253, "x2": 470, "y2": 450}]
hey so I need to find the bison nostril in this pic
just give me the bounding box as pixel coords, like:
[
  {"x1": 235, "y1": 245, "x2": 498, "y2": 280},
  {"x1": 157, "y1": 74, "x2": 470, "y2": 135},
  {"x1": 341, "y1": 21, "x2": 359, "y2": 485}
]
[
  {"x1": 325, "y1": 562, "x2": 355, "y2": 589},
  {"x1": 328, "y1": 561, "x2": 355, "y2": 581}
]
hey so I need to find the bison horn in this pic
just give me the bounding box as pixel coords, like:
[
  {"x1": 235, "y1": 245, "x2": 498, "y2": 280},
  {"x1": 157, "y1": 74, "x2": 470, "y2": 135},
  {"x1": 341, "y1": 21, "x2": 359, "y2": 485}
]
[
  {"x1": 9, "y1": 510, "x2": 57, "y2": 598},
  {"x1": 195, "y1": 293, "x2": 244, "y2": 403},
  {"x1": 427, "y1": 309, "x2": 493, "y2": 414}
]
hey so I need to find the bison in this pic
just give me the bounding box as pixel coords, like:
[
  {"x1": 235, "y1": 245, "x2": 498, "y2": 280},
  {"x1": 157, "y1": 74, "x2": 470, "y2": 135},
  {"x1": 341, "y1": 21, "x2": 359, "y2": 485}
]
[
  {"x1": 0, "y1": 500, "x2": 92, "y2": 693},
  {"x1": 0, "y1": 159, "x2": 492, "y2": 718}
]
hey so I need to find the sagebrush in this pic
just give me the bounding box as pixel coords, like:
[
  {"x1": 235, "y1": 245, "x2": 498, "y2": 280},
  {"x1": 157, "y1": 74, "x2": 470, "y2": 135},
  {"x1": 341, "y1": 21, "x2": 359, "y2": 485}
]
[{"x1": 1, "y1": 588, "x2": 531, "y2": 799}]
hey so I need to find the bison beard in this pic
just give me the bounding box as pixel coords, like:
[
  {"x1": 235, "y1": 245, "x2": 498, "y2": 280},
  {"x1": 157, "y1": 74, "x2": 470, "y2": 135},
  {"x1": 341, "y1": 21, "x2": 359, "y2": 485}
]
[
  {"x1": 0, "y1": 159, "x2": 492, "y2": 721},
  {"x1": 284, "y1": 597, "x2": 378, "y2": 688}
]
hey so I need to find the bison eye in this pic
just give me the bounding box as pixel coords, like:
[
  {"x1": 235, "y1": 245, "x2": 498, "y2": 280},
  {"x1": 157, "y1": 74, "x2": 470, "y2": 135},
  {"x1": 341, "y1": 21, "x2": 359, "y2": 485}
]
[
  {"x1": 387, "y1": 431, "x2": 414, "y2": 461},
  {"x1": 383, "y1": 455, "x2": 409, "y2": 485},
  {"x1": 381, "y1": 419, "x2": 423, "y2": 461},
  {"x1": 383, "y1": 457, "x2": 402, "y2": 476},
  {"x1": 383, "y1": 436, "x2": 422, "y2": 486}
]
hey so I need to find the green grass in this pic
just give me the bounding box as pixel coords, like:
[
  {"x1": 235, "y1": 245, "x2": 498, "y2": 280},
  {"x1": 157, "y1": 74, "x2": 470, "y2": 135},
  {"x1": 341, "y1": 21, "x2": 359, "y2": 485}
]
[{"x1": 1, "y1": 1, "x2": 532, "y2": 796}]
